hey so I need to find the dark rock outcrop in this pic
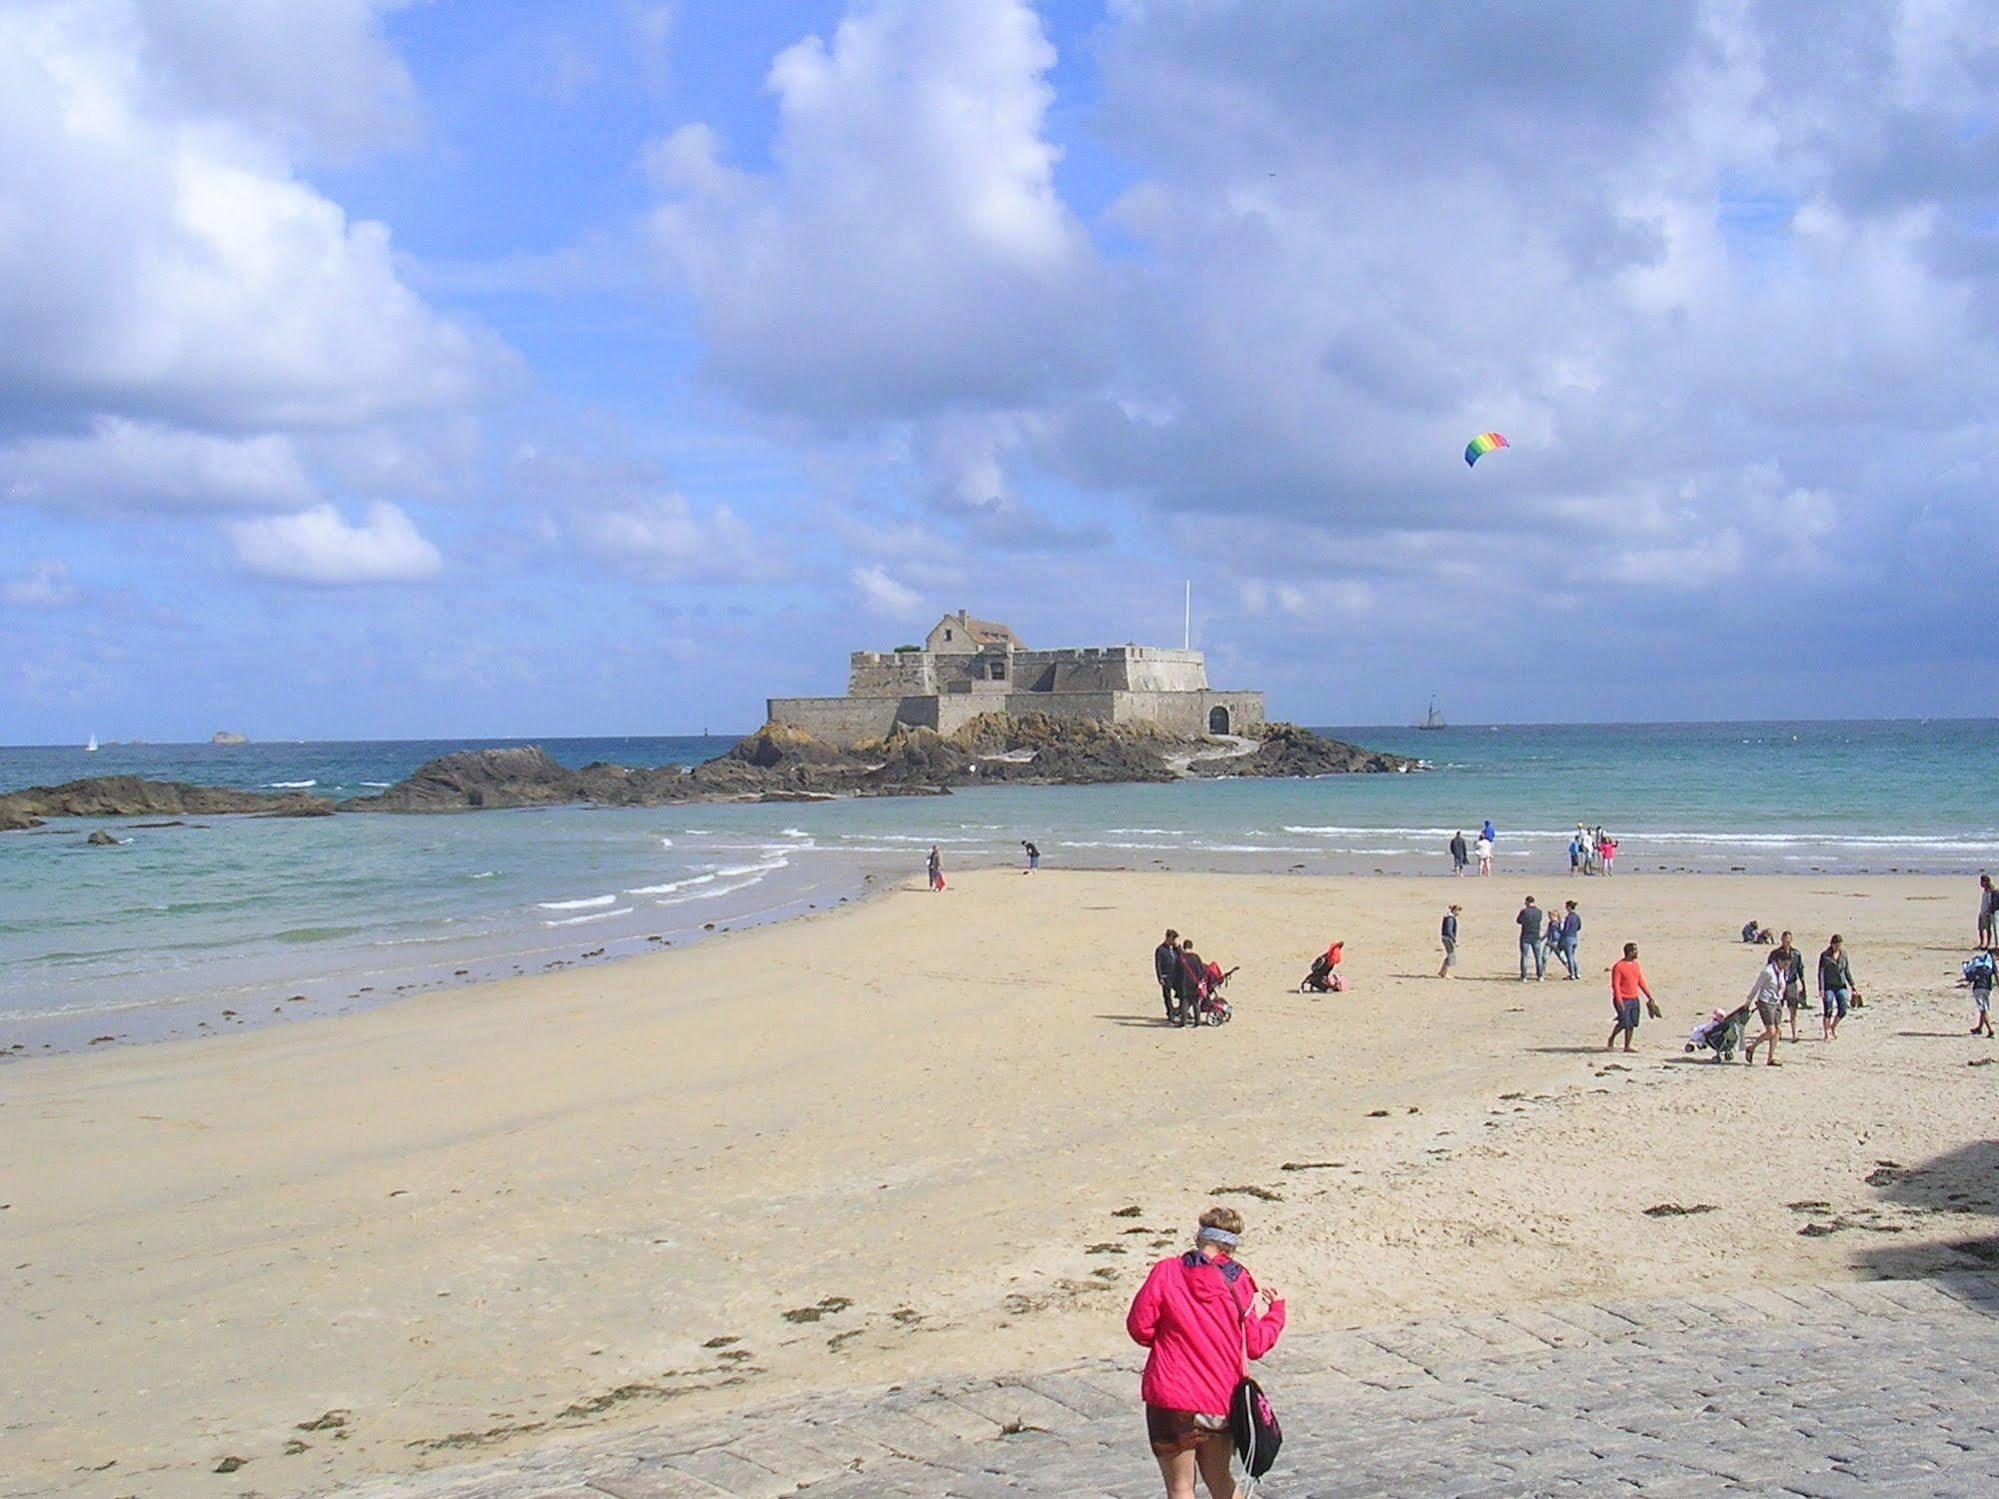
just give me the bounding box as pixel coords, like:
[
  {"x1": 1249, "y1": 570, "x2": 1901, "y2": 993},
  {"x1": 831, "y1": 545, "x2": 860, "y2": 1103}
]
[
  {"x1": 1186, "y1": 722, "x2": 1412, "y2": 778},
  {"x1": 0, "y1": 777, "x2": 333, "y2": 830},
  {"x1": 84, "y1": 830, "x2": 121, "y2": 846},
  {"x1": 336, "y1": 716, "x2": 1414, "y2": 816}
]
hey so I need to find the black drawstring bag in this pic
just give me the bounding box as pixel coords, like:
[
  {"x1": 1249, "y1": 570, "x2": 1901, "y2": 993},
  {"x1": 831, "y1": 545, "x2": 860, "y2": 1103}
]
[
  {"x1": 1230, "y1": 1275, "x2": 1281, "y2": 1484},
  {"x1": 1230, "y1": 1372, "x2": 1281, "y2": 1479}
]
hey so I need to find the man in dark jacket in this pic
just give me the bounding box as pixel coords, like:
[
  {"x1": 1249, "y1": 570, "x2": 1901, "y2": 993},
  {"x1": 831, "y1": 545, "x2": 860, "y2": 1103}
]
[
  {"x1": 1774, "y1": 931, "x2": 1808, "y2": 1041},
  {"x1": 1154, "y1": 929, "x2": 1181, "y2": 1022},
  {"x1": 1449, "y1": 831, "x2": 1469, "y2": 875},
  {"x1": 1173, "y1": 937, "x2": 1206, "y2": 1027},
  {"x1": 1517, "y1": 897, "x2": 1546, "y2": 981}
]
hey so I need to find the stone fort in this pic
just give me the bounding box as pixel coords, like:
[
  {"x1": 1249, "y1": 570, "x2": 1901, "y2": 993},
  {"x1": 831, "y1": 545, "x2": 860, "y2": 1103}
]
[{"x1": 767, "y1": 611, "x2": 1266, "y2": 750}]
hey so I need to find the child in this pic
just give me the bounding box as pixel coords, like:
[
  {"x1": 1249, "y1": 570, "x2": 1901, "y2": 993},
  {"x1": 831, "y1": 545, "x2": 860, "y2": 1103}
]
[{"x1": 1964, "y1": 948, "x2": 1996, "y2": 1038}]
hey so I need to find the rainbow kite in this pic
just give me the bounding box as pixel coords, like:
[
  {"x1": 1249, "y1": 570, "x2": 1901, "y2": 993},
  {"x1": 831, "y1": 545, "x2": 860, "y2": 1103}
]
[{"x1": 1464, "y1": 431, "x2": 1510, "y2": 468}]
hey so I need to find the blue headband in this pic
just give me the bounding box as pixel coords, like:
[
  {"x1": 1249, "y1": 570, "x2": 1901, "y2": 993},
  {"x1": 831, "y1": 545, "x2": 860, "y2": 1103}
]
[{"x1": 1197, "y1": 1226, "x2": 1239, "y2": 1248}]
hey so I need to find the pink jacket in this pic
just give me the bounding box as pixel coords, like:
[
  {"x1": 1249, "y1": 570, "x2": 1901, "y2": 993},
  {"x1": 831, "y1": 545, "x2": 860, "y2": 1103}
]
[{"x1": 1126, "y1": 1253, "x2": 1286, "y2": 1415}]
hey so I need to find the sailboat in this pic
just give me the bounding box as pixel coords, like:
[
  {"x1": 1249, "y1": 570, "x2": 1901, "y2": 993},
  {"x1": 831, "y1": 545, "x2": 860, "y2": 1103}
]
[
  {"x1": 85, "y1": 732, "x2": 99, "y2": 753},
  {"x1": 1416, "y1": 698, "x2": 1446, "y2": 732}
]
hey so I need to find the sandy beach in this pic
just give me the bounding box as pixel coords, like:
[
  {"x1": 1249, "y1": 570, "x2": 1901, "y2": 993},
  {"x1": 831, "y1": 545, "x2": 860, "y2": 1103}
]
[{"x1": 3, "y1": 869, "x2": 1992, "y2": 1497}]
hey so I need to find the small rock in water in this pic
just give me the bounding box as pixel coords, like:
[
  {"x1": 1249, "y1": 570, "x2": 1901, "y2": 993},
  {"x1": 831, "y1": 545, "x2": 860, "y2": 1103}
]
[{"x1": 84, "y1": 830, "x2": 120, "y2": 846}]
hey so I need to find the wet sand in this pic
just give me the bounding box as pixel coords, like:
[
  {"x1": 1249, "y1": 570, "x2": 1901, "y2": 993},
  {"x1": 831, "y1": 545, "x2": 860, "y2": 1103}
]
[{"x1": 2, "y1": 870, "x2": 1991, "y2": 1496}]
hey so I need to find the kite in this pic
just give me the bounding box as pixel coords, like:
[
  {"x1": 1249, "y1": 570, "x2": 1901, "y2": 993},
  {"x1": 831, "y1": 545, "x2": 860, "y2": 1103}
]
[{"x1": 1464, "y1": 432, "x2": 1510, "y2": 468}]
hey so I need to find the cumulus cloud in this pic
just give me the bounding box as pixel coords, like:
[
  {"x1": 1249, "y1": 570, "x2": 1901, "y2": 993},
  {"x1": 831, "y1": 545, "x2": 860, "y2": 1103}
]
[
  {"x1": 646, "y1": 0, "x2": 1096, "y2": 423},
  {"x1": 1, "y1": 419, "x2": 316, "y2": 512},
  {"x1": 851, "y1": 563, "x2": 924, "y2": 618},
  {"x1": 228, "y1": 502, "x2": 443, "y2": 584},
  {"x1": 3, "y1": 559, "x2": 80, "y2": 608}
]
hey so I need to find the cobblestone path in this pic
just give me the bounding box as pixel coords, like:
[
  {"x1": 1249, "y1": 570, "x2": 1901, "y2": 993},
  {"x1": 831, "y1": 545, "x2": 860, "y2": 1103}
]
[{"x1": 347, "y1": 1272, "x2": 1999, "y2": 1498}]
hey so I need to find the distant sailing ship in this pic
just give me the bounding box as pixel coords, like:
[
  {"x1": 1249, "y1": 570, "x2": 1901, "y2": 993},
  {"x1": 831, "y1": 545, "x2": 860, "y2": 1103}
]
[
  {"x1": 85, "y1": 732, "x2": 98, "y2": 752},
  {"x1": 1417, "y1": 698, "x2": 1446, "y2": 731}
]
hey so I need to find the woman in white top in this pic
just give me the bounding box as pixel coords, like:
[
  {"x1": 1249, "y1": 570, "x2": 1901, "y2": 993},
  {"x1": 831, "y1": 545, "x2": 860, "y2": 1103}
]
[
  {"x1": 1475, "y1": 835, "x2": 1493, "y2": 876},
  {"x1": 1743, "y1": 950, "x2": 1787, "y2": 1067}
]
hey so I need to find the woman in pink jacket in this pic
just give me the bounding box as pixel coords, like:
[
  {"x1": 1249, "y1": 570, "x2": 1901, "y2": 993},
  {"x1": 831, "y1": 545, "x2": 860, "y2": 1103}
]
[{"x1": 1125, "y1": 1206, "x2": 1286, "y2": 1499}]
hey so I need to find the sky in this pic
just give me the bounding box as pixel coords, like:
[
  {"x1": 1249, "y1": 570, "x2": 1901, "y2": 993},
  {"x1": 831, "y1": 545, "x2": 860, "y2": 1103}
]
[{"x1": 3, "y1": 0, "x2": 1997, "y2": 742}]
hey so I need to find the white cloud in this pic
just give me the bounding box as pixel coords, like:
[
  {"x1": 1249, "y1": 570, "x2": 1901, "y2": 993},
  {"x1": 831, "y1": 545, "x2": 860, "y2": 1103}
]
[
  {"x1": 1, "y1": 418, "x2": 315, "y2": 512},
  {"x1": 3, "y1": 559, "x2": 80, "y2": 608},
  {"x1": 228, "y1": 502, "x2": 443, "y2": 584},
  {"x1": 573, "y1": 493, "x2": 778, "y2": 584},
  {"x1": 851, "y1": 563, "x2": 924, "y2": 618},
  {"x1": 129, "y1": 0, "x2": 420, "y2": 160},
  {"x1": 0, "y1": 1, "x2": 498, "y2": 438},
  {"x1": 646, "y1": 0, "x2": 1095, "y2": 423}
]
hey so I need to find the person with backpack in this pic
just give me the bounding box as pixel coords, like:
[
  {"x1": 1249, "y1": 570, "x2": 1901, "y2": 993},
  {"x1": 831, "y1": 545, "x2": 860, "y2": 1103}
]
[
  {"x1": 1963, "y1": 948, "x2": 1996, "y2": 1037},
  {"x1": 1817, "y1": 935, "x2": 1857, "y2": 1040},
  {"x1": 1126, "y1": 1205, "x2": 1285, "y2": 1499}
]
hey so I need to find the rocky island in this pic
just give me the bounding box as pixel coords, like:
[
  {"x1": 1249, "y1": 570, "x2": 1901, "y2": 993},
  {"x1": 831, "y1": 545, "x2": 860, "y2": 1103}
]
[
  {"x1": 0, "y1": 777, "x2": 333, "y2": 831},
  {"x1": 0, "y1": 717, "x2": 1412, "y2": 829}
]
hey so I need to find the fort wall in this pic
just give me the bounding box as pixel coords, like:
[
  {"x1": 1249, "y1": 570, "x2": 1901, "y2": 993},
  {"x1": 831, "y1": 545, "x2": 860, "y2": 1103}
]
[{"x1": 767, "y1": 687, "x2": 1265, "y2": 749}]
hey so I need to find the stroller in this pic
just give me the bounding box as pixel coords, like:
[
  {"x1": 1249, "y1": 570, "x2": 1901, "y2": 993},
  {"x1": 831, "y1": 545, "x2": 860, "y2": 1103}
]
[
  {"x1": 1196, "y1": 961, "x2": 1240, "y2": 1026},
  {"x1": 1686, "y1": 1004, "x2": 1751, "y2": 1061},
  {"x1": 1298, "y1": 942, "x2": 1346, "y2": 994}
]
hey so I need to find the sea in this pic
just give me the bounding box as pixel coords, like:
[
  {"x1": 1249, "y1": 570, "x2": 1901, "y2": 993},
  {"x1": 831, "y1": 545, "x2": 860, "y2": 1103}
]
[{"x1": 2, "y1": 720, "x2": 1993, "y2": 1054}]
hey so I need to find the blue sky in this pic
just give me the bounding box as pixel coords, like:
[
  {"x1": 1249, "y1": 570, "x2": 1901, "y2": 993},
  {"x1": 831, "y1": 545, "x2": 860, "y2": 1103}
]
[{"x1": 3, "y1": 0, "x2": 1997, "y2": 743}]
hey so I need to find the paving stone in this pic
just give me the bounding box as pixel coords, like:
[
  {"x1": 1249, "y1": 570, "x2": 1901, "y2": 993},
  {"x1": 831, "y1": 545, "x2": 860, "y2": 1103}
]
[{"x1": 343, "y1": 1280, "x2": 1999, "y2": 1499}]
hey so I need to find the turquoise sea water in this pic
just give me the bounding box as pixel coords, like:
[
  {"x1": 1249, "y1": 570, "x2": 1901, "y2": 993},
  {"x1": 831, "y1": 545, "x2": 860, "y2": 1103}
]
[{"x1": 1, "y1": 721, "x2": 1992, "y2": 1053}]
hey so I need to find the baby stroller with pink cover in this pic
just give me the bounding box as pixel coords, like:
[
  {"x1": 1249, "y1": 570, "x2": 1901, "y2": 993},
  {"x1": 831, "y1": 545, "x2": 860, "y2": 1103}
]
[{"x1": 1196, "y1": 961, "x2": 1239, "y2": 1026}]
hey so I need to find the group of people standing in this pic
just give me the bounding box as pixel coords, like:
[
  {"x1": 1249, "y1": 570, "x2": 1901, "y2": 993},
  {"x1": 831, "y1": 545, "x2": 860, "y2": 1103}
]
[
  {"x1": 1153, "y1": 929, "x2": 1223, "y2": 1028},
  {"x1": 1569, "y1": 825, "x2": 1616, "y2": 875},
  {"x1": 1448, "y1": 820, "x2": 1497, "y2": 876}
]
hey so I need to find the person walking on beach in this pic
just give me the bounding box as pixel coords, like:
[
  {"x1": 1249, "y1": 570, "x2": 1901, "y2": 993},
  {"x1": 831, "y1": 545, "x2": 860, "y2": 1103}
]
[
  {"x1": 1126, "y1": 1205, "x2": 1285, "y2": 1499},
  {"x1": 1963, "y1": 948, "x2": 1996, "y2": 1037},
  {"x1": 927, "y1": 845, "x2": 945, "y2": 892},
  {"x1": 1744, "y1": 949, "x2": 1788, "y2": 1066},
  {"x1": 1607, "y1": 941, "x2": 1653, "y2": 1051},
  {"x1": 1438, "y1": 904, "x2": 1461, "y2": 978},
  {"x1": 1022, "y1": 840, "x2": 1040, "y2": 873},
  {"x1": 1817, "y1": 934, "x2": 1856, "y2": 1040},
  {"x1": 1600, "y1": 832, "x2": 1617, "y2": 876},
  {"x1": 1475, "y1": 831, "x2": 1494, "y2": 877},
  {"x1": 1155, "y1": 929, "x2": 1181, "y2": 1022},
  {"x1": 1450, "y1": 830, "x2": 1469, "y2": 876},
  {"x1": 1558, "y1": 900, "x2": 1583, "y2": 980},
  {"x1": 1517, "y1": 896, "x2": 1546, "y2": 981},
  {"x1": 1774, "y1": 931, "x2": 1807, "y2": 1041},
  {"x1": 1979, "y1": 875, "x2": 1997, "y2": 948}
]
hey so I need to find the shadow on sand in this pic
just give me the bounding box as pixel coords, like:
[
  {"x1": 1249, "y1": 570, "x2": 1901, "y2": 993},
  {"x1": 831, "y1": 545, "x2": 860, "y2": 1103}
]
[{"x1": 1851, "y1": 1139, "x2": 1999, "y2": 1310}]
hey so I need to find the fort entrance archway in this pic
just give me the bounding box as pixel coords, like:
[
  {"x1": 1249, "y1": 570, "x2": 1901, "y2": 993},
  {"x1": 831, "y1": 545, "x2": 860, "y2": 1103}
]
[{"x1": 1208, "y1": 705, "x2": 1230, "y2": 735}]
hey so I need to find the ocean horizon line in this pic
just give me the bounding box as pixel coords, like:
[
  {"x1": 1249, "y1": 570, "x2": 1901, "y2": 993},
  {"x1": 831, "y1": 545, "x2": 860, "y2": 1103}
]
[{"x1": 5, "y1": 714, "x2": 1997, "y2": 754}]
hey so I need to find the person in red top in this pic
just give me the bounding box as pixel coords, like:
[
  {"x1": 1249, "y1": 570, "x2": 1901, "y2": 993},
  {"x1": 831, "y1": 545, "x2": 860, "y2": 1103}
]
[
  {"x1": 1608, "y1": 941, "x2": 1654, "y2": 1052},
  {"x1": 1126, "y1": 1205, "x2": 1285, "y2": 1499}
]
